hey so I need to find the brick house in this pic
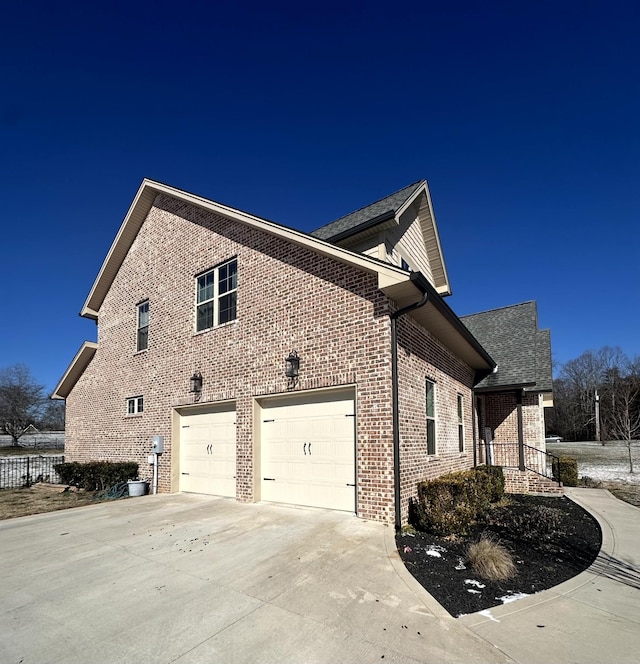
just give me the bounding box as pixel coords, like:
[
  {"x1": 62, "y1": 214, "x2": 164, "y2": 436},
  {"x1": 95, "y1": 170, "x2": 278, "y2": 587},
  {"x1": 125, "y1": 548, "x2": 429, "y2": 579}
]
[
  {"x1": 53, "y1": 179, "x2": 553, "y2": 526},
  {"x1": 461, "y1": 302, "x2": 556, "y2": 493}
]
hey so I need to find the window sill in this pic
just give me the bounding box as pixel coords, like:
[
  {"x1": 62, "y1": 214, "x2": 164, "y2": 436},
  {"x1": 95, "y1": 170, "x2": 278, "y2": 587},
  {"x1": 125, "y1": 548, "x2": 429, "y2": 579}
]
[
  {"x1": 194, "y1": 319, "x2": 237, "y2": 336},
  {"x1": 125, "y1": 413, "x2": 144, "y2": 419},
  {"x1": 427, "y1": 455, "x2": 440, "y2": 462},
  {"x1": 134, "y1": 349, "x2": 148, "y2": 356}
]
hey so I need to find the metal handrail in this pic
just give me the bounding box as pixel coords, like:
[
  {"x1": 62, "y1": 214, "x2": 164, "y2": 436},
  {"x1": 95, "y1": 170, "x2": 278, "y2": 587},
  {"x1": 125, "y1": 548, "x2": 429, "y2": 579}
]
[{"x1": 483, "y1": 442, "x2": 562, "y2": 486}]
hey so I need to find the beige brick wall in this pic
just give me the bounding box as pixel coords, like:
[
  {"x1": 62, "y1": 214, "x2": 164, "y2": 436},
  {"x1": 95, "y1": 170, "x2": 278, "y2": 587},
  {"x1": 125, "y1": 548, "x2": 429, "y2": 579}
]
[
  {"x1": 477, "y1": 392, "x2": 547, "y2": 470},
  {"x1": 503, "y1": 469, "x2": 563, "y2": 495},
  {"x1": 65, "y1": 193, "x2": 396, "y2": 522},
  {"x1": 396, "y1": 315, "x2": 476, "y2": 523},
  {"x1": 64, "y1": 192, "x2": 495, "y2": 525}
]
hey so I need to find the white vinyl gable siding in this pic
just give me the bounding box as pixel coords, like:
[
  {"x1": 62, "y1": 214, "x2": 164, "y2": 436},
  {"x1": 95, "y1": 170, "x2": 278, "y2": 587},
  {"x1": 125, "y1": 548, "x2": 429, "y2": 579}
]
[{"x1": 387, "y1": 207, "x2": 434, "y2": 283}]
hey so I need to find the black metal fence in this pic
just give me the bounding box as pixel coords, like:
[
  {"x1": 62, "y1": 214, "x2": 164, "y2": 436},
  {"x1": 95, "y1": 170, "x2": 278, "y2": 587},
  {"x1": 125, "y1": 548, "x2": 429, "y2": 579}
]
[{"x1": 0, "y1": 455, "x2": 65, "y2": 489}]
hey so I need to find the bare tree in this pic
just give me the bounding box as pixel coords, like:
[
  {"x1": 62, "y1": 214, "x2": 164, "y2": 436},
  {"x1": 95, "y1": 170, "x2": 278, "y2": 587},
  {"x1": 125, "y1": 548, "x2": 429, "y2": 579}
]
[
  {"x1": 38, "y1": 400, "x2": 65, "y2": 431},
  {"x1": 602, "y1": 358, "x2": 640, "y2": 473},
  {"x1": 560, "y1": 350, "x2": 602, "y2": 440},
  {"x1": 558, "y1": 346, "x2": 629, "y2": 443},
  {"x1": 0, "y1": 364, "x2": 46, "y2": 446}
]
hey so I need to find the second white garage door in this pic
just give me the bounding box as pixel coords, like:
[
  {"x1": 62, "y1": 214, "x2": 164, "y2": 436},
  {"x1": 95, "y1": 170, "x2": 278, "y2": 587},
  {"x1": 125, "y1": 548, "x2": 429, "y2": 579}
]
[
  {"x1": 179, "y1": 405, "x2": 236, "y2": 497},
  {"x1": 259, "y1": 389, "x2": 356, "y2": 512}
]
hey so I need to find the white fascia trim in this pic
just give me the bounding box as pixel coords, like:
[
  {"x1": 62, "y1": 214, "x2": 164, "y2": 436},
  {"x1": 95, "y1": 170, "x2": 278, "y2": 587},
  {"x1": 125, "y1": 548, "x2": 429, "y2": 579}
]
[
  {"x1": 51, "y1": 341, "x2": 98, "y2": 399},
  {"x1": 394, "y1": 180, "x2": 427, "y2": 219},
  {"x1": 422, "y1": 182, "x2": 451, "y2": 295}
]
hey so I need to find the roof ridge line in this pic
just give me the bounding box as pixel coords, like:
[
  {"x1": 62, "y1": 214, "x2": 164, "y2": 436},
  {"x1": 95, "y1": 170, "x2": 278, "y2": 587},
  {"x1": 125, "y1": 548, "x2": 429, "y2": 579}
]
[
  {"x1": 316, "y1": 179, "x2": 425, "y2": 230},
  {"x1": 461, "y1": 300, "x2": 536, "y2": 318}
]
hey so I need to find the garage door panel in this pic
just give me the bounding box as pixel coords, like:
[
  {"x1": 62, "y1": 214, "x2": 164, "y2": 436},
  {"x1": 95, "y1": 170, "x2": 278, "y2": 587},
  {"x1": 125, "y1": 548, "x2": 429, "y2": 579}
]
[
  {"x1": 180, "y1": 406, "x2": 236, "y2": 498},
  {"x1": 260, "y1": 391, "x2": 355, "y2": 512}
]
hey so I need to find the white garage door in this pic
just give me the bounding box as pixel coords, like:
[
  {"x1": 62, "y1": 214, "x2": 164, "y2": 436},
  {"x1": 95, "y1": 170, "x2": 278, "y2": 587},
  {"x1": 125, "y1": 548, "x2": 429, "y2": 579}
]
[
  {"x1": 179, "y1": 405, "x2": 236, "y2": 497},
  {"x1": 260, "y1": 390, "x2": 356, "y2": 512}
]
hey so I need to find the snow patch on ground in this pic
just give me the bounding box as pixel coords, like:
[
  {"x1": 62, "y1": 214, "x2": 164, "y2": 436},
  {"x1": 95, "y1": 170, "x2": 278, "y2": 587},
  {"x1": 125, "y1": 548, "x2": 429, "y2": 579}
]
[
  {"x1": 455, "y1": 558, "x2": 466, "y2": 570},
  {"x1": 498, "y1": 592, "x2": 530, "y2": 604},
  {"x1": 425, "y1": 545, "x2": 446, "y2": 557},
  {"x1": 465, "y1": 579, "x2": 486, "y2": 588},
  {"x1": 550, "y1": 442, "x2": 640, "y2": 484},
  {"x1": 466, "y1": 589, "x2": 481, "y2": 594},
  {"x1": 478, "y1": 609, "x2": 500, "y2": 622}
]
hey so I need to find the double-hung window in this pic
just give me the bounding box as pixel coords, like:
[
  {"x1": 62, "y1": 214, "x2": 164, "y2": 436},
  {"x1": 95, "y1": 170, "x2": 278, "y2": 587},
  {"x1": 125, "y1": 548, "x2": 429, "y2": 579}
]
[
  {"x1": 137, "y1": 300, "x2": 149, "y2": 351},
  {"x1": 426, "y1": 379, "x2": 436, "y2": 455},
  {"x1": 127, "y1": 396, "x2": 144, "y2": 415},
  {"x1": 457, "y1": 394, "x2": 465, "y2": 452},
  {"x1": 196, "y1": 258, "x2": 237, "y2": 332}
]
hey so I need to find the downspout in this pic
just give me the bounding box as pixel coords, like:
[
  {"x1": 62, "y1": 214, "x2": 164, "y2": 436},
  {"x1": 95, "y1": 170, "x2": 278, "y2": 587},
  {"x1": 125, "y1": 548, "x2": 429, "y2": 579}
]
[{"x1": 390, "y1": 288, "x2": 429, "y2": 533}]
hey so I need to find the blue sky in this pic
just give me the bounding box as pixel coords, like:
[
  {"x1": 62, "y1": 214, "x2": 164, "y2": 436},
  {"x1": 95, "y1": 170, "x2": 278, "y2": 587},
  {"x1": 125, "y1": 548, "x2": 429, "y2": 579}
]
[{"x1": 1, "y1": 0, "x2": 638, "y2": 393}]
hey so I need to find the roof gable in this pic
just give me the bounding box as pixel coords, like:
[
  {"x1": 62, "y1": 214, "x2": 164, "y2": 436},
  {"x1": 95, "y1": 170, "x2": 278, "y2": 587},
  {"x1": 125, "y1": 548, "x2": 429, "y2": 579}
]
[
  {"x1": 80, "y1": 179, "x2": 412, "y2": 319},
  {"x1": 311, "y1": 181, "x2": 424, "y2": 241},
  {"x1": 56, "y1": 179, "x2": 495, "y2": 400},
  {"x1": 311, "y1": 181, "x2": 450, "y2": 296}
]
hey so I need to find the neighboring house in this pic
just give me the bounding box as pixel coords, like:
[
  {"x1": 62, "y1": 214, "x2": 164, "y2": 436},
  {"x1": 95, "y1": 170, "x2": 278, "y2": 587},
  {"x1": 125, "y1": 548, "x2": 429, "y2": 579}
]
[
  {"x1": 461, "y1": 302, "x2": 556, "y2": 493},
  {"x1": 52, "y1": 179, "x2": 553, "y2": 527}
]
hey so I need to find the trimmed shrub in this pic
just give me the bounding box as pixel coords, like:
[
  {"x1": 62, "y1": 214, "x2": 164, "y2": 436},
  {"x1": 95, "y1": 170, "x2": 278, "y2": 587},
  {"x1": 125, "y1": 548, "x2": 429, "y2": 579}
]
[
  {"x1": 466, "y1": 534, "x2": 517, "y2": 581},
  {"x1": 475, "y1": 465, "x2": 505, "y2": 502},
  {"x1": 411, "y1": 467, "x2": 505, "y2": 535},
  {"x1": 552, "y1": 456, "x2": 578, "y2": 487},
  {"x1": 54, "y1": 461, "x2": 139, "y2": 491}
]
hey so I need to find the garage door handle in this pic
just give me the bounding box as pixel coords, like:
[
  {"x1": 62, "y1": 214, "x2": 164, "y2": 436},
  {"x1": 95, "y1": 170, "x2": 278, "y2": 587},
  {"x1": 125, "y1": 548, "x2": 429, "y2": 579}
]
[
  {"x1": 303, "y1": 442, "x2": 307, "y2": 455},
  {"x1": 346, "y1": 483, "x2": 355, "y2": 486},
  {"x1": 263, "y1": 477, "x2": 275, "y2": 481}
]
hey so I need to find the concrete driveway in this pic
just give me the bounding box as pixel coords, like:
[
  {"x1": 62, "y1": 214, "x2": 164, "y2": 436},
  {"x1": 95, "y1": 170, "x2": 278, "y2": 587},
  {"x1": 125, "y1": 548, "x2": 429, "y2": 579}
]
[{"x1": 0, "y1": 494, "x2": 512, "y2": 664}]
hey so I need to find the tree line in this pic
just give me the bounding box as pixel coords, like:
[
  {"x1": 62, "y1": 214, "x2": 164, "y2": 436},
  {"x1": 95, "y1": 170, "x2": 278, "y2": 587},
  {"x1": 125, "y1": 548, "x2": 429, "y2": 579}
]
[
  {"x1": 0, "y1": 364, "x2": 65, "y2": 446},
  {"x1": 547, "y1": 347, "x2": 639, "y2": 469}
]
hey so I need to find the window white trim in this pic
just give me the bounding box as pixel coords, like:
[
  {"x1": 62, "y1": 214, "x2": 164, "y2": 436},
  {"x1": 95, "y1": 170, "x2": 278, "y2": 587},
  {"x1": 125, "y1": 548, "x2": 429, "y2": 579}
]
[
  {"x1": 426, "y1": 379, "x2": 436, "y2": 455},
  {"x1": 136, "y1": 300, "x2": 149, "y2": 352},
  {"x1": 126, "y1": 396, "x2": 144, "y2": 415},
  {"x1": 457, "y1": 393, "x2": 465, "y2": 453},
  {"x1": 195, "y1": 257, "x2": 237, "y2": 332}
]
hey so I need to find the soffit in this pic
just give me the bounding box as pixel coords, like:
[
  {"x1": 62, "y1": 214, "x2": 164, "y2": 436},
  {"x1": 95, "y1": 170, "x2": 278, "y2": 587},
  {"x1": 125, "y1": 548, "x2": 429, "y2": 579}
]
[{"x1": 381, "y1": 279, "x2": 495, "y2": 371}]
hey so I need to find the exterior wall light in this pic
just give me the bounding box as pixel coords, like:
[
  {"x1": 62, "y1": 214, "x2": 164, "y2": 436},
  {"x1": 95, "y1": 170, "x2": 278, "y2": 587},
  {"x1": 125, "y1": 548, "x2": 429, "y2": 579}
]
[
  {"x1": 189, "y1": 371, "x2": 203, "y2": 394},
  {"x1": 285, "y1": 351, "x2": 300, "y2": 388}
]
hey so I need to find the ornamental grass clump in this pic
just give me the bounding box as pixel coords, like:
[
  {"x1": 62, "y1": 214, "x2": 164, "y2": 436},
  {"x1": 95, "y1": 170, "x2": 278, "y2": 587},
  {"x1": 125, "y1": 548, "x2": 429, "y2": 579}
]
[{"x1": 466, "y1": 534, "x2": 517, "y2": 582}]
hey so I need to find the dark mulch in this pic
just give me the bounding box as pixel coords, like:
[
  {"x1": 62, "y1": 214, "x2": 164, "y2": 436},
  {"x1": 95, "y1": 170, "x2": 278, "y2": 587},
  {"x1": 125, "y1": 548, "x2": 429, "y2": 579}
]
[{"x1": 396, "y1": 494, "x2": 602, "y2": 617}]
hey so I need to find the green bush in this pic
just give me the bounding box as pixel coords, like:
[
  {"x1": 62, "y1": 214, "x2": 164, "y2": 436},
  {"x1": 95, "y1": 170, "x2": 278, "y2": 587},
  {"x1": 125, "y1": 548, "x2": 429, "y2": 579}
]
[
  {"x1": 552, "y1": 456, "x2": 578, "y2": 487},
  {"x1": 54, "y1": 461, "x2": 139, "y2": 491},
  {"x1": 411, "y1": 466, "x2": 506, "y2": 535},
  {"x1": 475, "y1": 465, "x2": 506, "y2": 502}
]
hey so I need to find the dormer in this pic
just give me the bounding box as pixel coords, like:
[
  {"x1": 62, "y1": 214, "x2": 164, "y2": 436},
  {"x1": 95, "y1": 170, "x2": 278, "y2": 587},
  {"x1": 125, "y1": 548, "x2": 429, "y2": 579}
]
[{"x1": 311, "y1": 180, "x2": 451, "y2": 296}]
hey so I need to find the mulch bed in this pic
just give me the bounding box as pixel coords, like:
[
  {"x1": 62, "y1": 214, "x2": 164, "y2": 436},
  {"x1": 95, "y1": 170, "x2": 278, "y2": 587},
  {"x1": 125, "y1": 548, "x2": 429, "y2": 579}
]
[{"x1": 396, "y1": 494, "x2": 602, "y2": 617}]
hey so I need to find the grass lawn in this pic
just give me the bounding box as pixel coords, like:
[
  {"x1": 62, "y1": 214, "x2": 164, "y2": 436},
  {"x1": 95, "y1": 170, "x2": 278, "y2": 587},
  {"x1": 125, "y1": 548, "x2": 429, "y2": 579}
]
[
  {"x1": 598, "y1": 481, "x2": 640, "y2": 507},
  {"x1": 0, "y1": 487, "x2": 102, "y2": 520},
  {"x1": 0, "y1": 447, "x2": 63, "y2": 456}
]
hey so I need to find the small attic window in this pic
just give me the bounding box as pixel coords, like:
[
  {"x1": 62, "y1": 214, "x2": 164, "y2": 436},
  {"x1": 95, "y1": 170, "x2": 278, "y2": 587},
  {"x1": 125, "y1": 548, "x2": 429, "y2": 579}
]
[{"x1": 401, "y1": 258, "x2": 411, "y2": 271}]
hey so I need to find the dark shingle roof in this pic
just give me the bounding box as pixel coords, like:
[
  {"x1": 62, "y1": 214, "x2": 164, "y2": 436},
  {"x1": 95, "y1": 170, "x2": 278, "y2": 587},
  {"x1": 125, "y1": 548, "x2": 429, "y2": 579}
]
[
  {"x1": 535, "y1": 329, "x2": 553, "y2": 391},
  {"x1": 461, "y1": 301, "x2": 552, "y2": 392},
  {"x1": 311, "y1": 180, "x2": 425, "y2": 241}
]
